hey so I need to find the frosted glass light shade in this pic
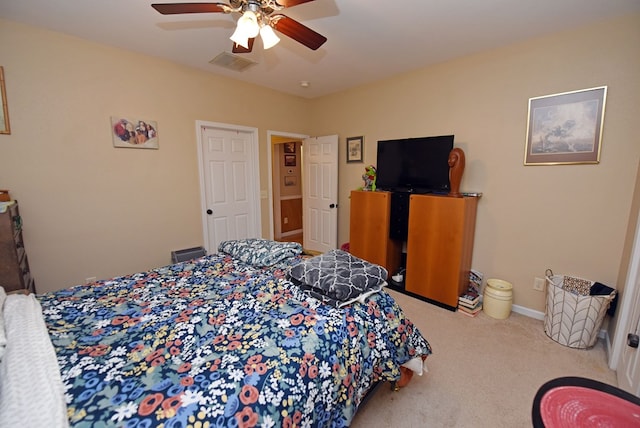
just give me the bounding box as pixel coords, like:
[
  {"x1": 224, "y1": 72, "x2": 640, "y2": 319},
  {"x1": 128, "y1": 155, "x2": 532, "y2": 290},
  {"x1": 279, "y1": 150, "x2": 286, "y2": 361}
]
[
  {"x1": 230, "y1": 11, "x2": 260, "y2": 48},
  {"x1": 230, "y1": 26, "x2": 249, "y2": 49},
  {"x1": 238, "y1": 11, "x2": 259, "y2": 38},
  {"x1": 260, "y1": 25, "x2": 280, "y2": 49}
]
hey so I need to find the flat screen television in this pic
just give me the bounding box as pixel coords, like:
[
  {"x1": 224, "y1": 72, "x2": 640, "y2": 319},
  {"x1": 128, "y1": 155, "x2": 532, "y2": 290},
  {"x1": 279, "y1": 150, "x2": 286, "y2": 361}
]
[{"x1": 376, "y1": 135, "x2": 454, "y2": 193}]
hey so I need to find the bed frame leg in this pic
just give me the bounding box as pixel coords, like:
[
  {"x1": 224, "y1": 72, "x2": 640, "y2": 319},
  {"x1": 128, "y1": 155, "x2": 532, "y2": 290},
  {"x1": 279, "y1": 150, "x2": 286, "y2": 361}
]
[{"x1": 390, "y1": 381, "x2": 399, "y2": 392}]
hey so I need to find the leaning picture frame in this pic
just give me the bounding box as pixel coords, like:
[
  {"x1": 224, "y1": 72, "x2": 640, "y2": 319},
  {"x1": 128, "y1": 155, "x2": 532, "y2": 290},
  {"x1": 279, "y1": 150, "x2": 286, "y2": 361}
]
[
  {"x1": 346, "y1": 136, "x2": 363, "y2": 163},
  {"x1": 0, "y1": 67, "x2": 10, "y2": 135},
  {"x1": 524, "y1": 86, "x2": 607, "y2": 165}
]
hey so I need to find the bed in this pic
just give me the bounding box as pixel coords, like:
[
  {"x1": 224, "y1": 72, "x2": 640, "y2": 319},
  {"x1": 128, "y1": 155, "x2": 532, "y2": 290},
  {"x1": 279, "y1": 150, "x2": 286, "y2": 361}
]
[{"x1": 0, "y1": 239, "x2": 432, "y2": 427}]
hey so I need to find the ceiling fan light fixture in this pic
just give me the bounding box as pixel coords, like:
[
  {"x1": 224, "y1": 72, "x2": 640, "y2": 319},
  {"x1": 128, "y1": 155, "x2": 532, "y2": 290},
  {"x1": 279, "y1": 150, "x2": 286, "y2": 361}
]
[
  {"x1": 230, "y1": 26, "x2": 250, "y2": 49},
  {"x1": 152, "y1": 1, "x2": 327, "y2": 52},
  {"x1": 260, "y1": 24, "x2": 280, "y2": 49},
  {"x1": 230, "y1": 10, "x2": 260, "y2": 48},
  {"x1": 238, "y1": 10, "x2": 260, "y2": 38}
]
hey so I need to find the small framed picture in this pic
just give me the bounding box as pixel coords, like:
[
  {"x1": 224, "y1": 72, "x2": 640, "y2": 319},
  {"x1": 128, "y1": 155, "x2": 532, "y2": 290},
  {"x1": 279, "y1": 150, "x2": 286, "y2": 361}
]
[
  {"x1": 283, "y1": 142, "x2": 296, "y2": 153},
  {"x1": 284, "y1": 176, "x2": 297, "y2": 187},
  {"x1": 524, "y1": 86, "x2": 607, "y2": 165},
  {"x1": 284, "y1": 155, "x2": 296, "y2": 166},
  {"x1": 347, "y1": 136, "x2": 363, "y2": 163}
]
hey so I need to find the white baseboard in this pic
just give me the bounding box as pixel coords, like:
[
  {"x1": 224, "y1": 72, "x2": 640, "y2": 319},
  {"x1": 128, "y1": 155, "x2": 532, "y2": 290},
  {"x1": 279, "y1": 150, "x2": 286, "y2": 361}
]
[
  {"x1": 512, "y1": 304, "x2": 608, "y2": 340},
  {"x1": 512, "y1": 304, "x2": 544, "y2": 320}
]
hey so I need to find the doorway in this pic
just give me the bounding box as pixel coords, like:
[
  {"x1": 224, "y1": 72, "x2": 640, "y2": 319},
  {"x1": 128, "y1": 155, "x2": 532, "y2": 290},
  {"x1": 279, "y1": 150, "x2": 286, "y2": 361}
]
[
  {"x1": 267, "y1": 131, "x2": 339, "y2": 254},
  {"x1": 268, "y1": 131, "x2": 307, "y2": 246},
  {"x1": 611, "y1": 209, "x2": 640, "y2": 395}
]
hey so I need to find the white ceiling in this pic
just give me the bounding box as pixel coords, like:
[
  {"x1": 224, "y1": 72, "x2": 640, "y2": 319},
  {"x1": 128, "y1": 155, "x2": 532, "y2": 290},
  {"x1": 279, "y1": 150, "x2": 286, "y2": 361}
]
[{"x1": 1, "y1": 0, "x2": 639, "y2": 98}]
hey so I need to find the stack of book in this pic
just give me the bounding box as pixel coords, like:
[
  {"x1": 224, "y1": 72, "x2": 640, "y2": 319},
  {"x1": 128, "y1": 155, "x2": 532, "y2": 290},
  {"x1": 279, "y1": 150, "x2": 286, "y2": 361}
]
[
  {"x1": 469, "y1": 269, "x2": 483, "y2": 294},
  {"x1": 458, "y1": 290, "x2": 481, "y2": 316},
  {"x1": 458, "y1": 269, "x2": 484, "y2": 317}
]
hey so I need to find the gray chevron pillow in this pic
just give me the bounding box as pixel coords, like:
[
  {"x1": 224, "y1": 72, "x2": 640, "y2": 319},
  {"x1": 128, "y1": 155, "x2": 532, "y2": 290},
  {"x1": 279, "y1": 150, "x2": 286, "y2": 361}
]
[{"x1": 287, "y1": 249, "x2": 388, "y2": 307}]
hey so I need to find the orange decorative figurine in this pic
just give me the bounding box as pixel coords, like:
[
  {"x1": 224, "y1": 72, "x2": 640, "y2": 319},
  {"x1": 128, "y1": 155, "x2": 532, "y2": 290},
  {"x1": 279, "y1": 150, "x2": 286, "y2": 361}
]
[{"x1": 448, "y1": 148, "x2": 465, "y2": 197}]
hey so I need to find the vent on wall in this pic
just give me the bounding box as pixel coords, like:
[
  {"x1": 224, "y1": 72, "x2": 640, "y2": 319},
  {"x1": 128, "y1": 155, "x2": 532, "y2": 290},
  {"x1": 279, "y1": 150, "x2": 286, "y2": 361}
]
[
  {"x1": 209, "y1": 52, "x2": 257, "y2": 72},
  {"x1": 171, "y1": 246, "x2": 207, "y2": 263}
]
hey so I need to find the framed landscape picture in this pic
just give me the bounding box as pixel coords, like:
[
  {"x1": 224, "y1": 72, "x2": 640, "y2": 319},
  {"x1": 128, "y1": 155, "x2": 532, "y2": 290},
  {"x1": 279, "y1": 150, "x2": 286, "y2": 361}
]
[{"x1": 524, "y1": 86, "x2": 607, "y2": 165}]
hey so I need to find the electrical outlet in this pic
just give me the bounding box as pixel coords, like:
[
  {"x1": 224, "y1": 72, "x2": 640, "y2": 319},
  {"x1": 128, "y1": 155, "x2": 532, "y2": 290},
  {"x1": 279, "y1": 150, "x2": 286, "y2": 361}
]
[
  {"x1": 284, "y1": 217, "x2": 289, "y2": 224},
  {"x1": 533, "y1": 277, "x2": 545, "y2": 291},
  {"x1": 85, "y1": 277, "x2": 97, "y2": 284}
]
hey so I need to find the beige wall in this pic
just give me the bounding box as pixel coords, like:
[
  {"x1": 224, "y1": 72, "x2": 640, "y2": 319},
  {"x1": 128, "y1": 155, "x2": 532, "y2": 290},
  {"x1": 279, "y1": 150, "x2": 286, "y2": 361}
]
[
  {"x1": 0, "y1": 19, "x2": 311, "y2": 292},
  {"x1": 310, "y1": 14, "x2": 640, "y2": 313},
  {"x1": 1, "y1": 15, "x2": 639, "y2": 321}
]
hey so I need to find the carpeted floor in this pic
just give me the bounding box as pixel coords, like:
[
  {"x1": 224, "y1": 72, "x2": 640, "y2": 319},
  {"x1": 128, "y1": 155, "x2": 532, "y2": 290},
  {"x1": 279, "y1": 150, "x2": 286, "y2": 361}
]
[{"x1": 351, "y1": 289, "x2": 617, "y2": 427}]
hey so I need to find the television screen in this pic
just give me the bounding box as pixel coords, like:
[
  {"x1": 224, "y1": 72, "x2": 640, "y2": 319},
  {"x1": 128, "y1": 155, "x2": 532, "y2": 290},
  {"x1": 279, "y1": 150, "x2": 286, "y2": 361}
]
[{"x1": 376, "y1": 135, "x2": 454, "y2": 193}]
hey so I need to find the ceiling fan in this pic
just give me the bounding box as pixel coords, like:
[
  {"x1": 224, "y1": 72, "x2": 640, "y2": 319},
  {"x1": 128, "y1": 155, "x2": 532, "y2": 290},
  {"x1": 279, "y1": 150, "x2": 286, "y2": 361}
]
[{"x1": 151, "y1": 0, "x2": 327, "y2": 53}]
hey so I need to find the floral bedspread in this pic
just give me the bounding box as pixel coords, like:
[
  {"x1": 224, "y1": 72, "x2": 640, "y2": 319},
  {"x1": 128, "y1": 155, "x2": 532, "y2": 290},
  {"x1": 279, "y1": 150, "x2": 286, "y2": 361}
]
[{"x1": 37, "y1": 253, "x2": 431, "y2": 428}]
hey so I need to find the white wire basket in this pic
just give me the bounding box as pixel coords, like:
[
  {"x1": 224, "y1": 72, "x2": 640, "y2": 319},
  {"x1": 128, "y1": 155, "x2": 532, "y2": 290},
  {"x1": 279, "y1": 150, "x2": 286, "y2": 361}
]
[{"x1": 544, "y1": 272, "x2": 616, "y2": 349}]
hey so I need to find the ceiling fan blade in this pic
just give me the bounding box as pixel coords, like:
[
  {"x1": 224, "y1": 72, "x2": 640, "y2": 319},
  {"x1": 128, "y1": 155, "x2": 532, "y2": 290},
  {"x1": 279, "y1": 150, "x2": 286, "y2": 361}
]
[
  {"x1": 272, "y1": 15, "x2": 326, "y2": 50},
  {"x1": 276, "y1": 0, "x2": 316, "y2": 7},
  {"x1": 232, "y1": 38, "x2": 255, "y2": 54},
  {"x1": 151, "y1": 3, "x2": 230, "y2": 15}
]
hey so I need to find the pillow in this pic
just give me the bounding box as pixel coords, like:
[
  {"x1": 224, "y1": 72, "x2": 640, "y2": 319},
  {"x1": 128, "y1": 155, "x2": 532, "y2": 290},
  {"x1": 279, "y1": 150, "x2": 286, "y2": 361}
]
[
  {"x1": 0, "y1": 293, "x2": 69, "y2": 427},
  {"x1": 563, "y1": 275, "x2": 592, "y2": 296},
  {"x1": 218, "y1": 239, "x2": 303, "y2": 267},
  {"x1": 0, "y1": 286, "x2": 6, "y2": 361},
  {"x1": 287, "y1": 249, "x2": 388, "y2": 307}
]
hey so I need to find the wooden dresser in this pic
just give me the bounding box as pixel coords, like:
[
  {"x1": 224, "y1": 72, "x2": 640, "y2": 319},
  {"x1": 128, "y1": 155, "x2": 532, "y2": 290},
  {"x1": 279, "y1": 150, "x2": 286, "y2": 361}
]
[
  {"x1": 0, "y1": 201, "x2": 36, "y2": 293},
  {"x1": 349, "y1": 190, "x2": 401, "y2": 276},
  {"x1": 404, "y1": 194, "x2": 478, "y2": 309},
  {"x1": 349, "y1": 190, "x2": 479, "y2": 310}
]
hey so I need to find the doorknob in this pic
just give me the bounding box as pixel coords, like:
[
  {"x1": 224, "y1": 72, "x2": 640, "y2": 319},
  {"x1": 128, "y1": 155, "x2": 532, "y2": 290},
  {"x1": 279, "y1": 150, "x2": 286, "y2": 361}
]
[
  {"x1": 329, "y1": 203, "x2": 338, "y2": 209},
  {"x1": 206, "y1": 209, "x2": 213, "y2": 215},
  {"x1": 628, "y1": 333, "x2": 639, "y2": 348}
]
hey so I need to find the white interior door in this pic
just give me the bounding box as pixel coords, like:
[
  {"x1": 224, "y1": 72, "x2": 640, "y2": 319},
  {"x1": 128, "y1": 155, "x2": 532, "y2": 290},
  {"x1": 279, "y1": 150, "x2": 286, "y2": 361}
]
[
  {"x1": 302, "y1": 135, "x2": 338, "y2": 253},
  {"x1": 197, "y1": 122, "x2": 261, "y2": 253},
  {"x1": 617, "y1": 291, "x2": 640, "y2": 395},
  {"x1": 614, "y1": 212, "x2": 640, "y2": 395}
]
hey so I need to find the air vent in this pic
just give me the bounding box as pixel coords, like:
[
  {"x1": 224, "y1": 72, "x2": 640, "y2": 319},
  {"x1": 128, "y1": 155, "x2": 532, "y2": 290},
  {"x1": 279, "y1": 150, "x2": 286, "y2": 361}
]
[
  {"x1": 171, "y1": 247, "x2": 206, "y2": 263},
  {"x1": 209, "y1": 52, "x2": 257, "y2": 72}
]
